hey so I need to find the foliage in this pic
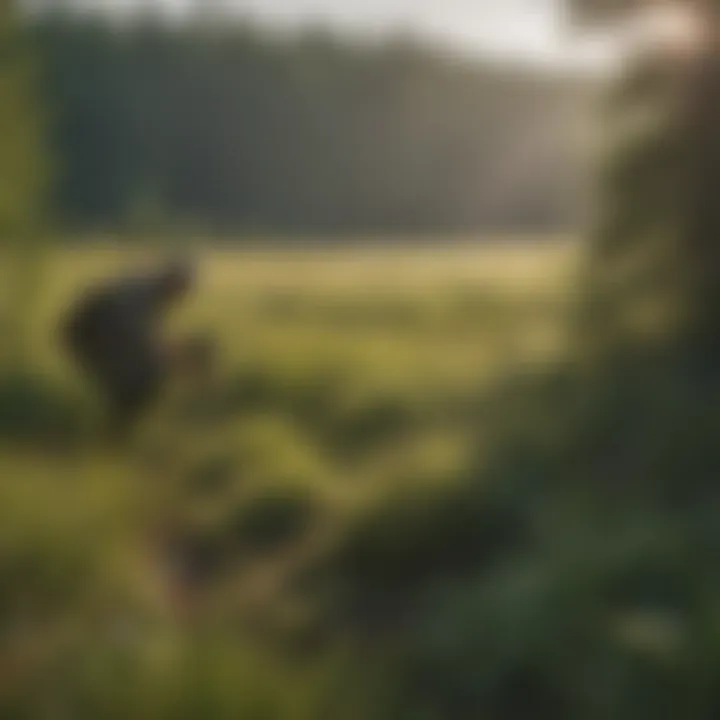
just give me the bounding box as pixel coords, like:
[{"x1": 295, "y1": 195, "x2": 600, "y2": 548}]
[
  {"x1": 28, "y1": 13, "x2": 592, "y2": 235},
  {"x1": 577, "y1": 2, "x2": 720, "y2": 354},
  {"x1": 569, "y1": 0, "x2": 636, "y2": 26},
  {"x1": 3, "y1": 3, "x2": 720, "y2": 715},
  {"x1": 0, "y1": 0, "x2": 46, "y2": 241},
  {"x1": 6, "y1": 233, "x2": 720, "y2": 717},
  {"x1": 0, "y1": 244, "x2": 570, "y2": 718},
  {"x1": 0, "y1": 0, "x2": 50, "y2": 366},
  {"x1": 0, "y1": 370, "x2": 85, "y2": 443}
]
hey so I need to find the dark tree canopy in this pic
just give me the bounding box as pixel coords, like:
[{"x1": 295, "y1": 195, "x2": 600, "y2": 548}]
[
  {"x1": 28, "y1": 13, "x2": 594, "y2": 237},
  {"x1": 0, "y1": 0, "x2": 47, "y2": 241},
  {"x1": 570, "y1": 0, "x2": 639, "y2": 25},
  {"x1": 569, "y1": 0, "x2": 720, "y2": 26}
]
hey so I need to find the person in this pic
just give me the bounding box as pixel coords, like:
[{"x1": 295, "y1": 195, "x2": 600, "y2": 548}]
[{"x1": 62, "y1": 260, "x2": 195, "y2": 438}]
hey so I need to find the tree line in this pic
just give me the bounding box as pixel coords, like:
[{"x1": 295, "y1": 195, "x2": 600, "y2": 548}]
[{"x1": 30, "y1": 13, "x2": 596, "y2": 236}]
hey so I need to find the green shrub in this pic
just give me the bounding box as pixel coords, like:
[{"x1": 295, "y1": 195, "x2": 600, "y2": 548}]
[
  {"x1": 229, "y1": 486, "x2": 318, "y2": 555},
  {"x1": 0, "y1": 372, "x2": 87, "y2": 443}
]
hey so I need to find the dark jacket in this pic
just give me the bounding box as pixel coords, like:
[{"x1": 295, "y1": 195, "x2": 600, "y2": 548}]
[{"x1": 63, "y1": 273, "x2": 169, "y2": 393}]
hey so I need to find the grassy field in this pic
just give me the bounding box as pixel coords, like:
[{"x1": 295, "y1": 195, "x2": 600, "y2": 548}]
[
  {"x1": 33, "y1": 240, "x2": 578, "y2": 375},
  {"x1": 26, "y1": 240, "x2": 579, "y2": 507},
  {"x1": 0, "y1": 240, "x2": 586, "y2": 716},
  {"x1": 4, "y1": 240, "x2": 720, "y2": 718}
]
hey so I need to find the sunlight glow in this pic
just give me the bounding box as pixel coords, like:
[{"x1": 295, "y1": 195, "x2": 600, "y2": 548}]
[{"x1": 44, "y1": 0, "x2": 620, "y2": 72}]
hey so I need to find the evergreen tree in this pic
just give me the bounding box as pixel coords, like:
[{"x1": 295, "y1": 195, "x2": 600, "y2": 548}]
[
  {"x1": 0, "y1": 0, "x2": 49, "y2": 366},
  {"x1": 574, "y1": 0, "x2": 720, "y2": 357}
]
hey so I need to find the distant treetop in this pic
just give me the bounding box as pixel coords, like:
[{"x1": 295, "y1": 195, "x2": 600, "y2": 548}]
[
  {"x1": 569, "y1": 0, "x2": 633, "y2": 25},
  {"x1": 569, "y1": 0, "x2": 708, "y2": 26}
]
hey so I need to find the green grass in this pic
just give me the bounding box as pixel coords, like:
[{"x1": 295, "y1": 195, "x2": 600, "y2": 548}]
[
  {"x1": 5, "y1": 240, "x2": 720, "y2": 719},
  {"x1": 0, "y1": 240, "x2": 582, "y2": 717}
]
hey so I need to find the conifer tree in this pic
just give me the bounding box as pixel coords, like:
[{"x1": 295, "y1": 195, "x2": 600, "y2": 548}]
[
  {"x1": 0, "y1": 0, "x2": 50, "y2": 366},
  {"x1": 574, "y1": 0, "x2": 720, "y2": 357}
]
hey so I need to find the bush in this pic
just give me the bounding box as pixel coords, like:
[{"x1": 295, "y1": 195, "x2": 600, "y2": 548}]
[
  {"x1": 360, "y1": 349, "x2": 720, "y2": 719},
  {"x1": 229, "y1": 486, "x2": 319, "y2": 555},
  {"x1": 0, "y1": 372, "x2": 87, "y2": 444}
]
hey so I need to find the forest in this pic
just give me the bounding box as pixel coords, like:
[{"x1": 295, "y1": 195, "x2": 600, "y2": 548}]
[{"x1": 31, "y1": 12, "x2": 594, "y2": 235}]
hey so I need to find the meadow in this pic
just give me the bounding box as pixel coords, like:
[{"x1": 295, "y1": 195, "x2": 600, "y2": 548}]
[
  {"x1": 8, "y1": 238, "x2": 719, "y2": 719},
  {"x1": 0, "y1": 239, "x2": 584, "y2": 716}
]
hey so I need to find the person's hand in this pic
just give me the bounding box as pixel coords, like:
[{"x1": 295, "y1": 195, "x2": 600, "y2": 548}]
[{"x1": 167, "y1": 335, "x2": 216, "y2": 380}]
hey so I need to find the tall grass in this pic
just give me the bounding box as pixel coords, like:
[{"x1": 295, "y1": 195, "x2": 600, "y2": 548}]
[{"x1": 16, "y1": 241, "x2": 720, "y2": 719}]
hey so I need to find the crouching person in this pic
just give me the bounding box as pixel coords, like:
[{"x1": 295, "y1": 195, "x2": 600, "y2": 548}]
[{"x1": 62, "y1": 260, "x2": 195, "y2": 440}]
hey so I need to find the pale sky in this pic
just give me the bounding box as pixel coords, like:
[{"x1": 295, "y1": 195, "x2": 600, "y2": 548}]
[{"x1": 67, "y1": 0, "x2": 616, "y2": 70}]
